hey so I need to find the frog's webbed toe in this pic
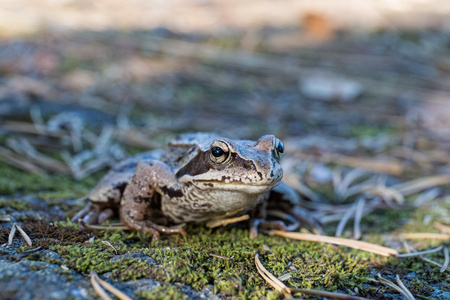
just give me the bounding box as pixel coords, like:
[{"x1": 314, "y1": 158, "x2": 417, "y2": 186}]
[{"x1": 249, "y1": 219, "x2": 287, "y2": 238}]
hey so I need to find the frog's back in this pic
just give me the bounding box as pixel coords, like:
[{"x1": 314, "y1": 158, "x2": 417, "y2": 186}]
[{"x1": 169, "y1": 133, "x2": 222, "y2": 150}]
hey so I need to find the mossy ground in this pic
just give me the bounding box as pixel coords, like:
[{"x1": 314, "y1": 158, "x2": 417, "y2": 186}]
[{"x1": 1, "y1": 163, "x2": 449, "y2": 299}]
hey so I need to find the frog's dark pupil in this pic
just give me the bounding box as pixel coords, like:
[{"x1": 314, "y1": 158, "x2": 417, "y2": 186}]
[{"x1": 212, "y1": 146, "x2": 225, "y2": 157}]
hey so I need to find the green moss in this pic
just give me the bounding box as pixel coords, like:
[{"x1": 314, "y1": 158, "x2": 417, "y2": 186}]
[
  {"x1": 5, "y1": 213, "x2": 448, "y2": 299},
  {"x1": 49, "y1": 243, "x2": 117, "y2": 273},
  {"x1": 0, "y1": 198, "x2": 30, "y2": 210},
  {"x1": 0, "y1": 163, "x2": 101, "y2": 200},
  {"x1": 2, "y1": 161, "x2": 448, "y2": 299},
  {"x1": 136, "y1": 285, "x2": 187, "y2": 300}
]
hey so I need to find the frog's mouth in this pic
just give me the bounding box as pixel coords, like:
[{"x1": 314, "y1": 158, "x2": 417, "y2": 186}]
[{"x1": 190, "y1": 179, "x2": 281, "y2": 194}]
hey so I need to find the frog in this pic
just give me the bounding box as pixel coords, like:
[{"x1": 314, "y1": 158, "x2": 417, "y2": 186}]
[{"x1": 72, "y1": 133, "x2": 320, "y2": 240}]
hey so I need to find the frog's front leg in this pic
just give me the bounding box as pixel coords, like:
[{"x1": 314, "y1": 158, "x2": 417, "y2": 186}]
[
  {"x1": 71, "y1": 156, "x2": 142, "y2": 225},
  {"x1": 120, "y1": 160, "x2": 187, "y2": 241}
]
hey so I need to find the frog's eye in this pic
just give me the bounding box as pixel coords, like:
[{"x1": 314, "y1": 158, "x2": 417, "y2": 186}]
[
  {"x1": 210, "y1": 140, "x2": 232, "y2": 164},
  {"x1": 273, "y1": 138, "x2": 284, "y2": 160}
]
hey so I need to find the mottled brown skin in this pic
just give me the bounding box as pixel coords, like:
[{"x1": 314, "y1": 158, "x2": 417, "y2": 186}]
[{"x1": 72, "y1": 133, "x2": 320, "y2": 240}]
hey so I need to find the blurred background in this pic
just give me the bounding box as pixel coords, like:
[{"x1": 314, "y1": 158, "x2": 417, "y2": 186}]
[
  {"x1": 2, "y1": 2, "x2": 450, "y2": 299},
  {"x1": 1, "y1": 0, "x2": 450, "y2": 178}
]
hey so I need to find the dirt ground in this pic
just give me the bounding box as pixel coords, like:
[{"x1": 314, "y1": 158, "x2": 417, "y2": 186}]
[{"x1": 1, "y1": 1, "x2": 450, "y2": 299}]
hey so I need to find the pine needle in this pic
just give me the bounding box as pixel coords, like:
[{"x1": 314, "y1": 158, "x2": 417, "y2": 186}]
[
  {"x1": 90, "y1": 271, "x2": 113, "y2": 300},
  {"x1": 101, "y1": 241, "x2": 118, "y2": 254},
  {"x1": 255, "y1": 254, "x2": 292, "y2": 298},
  {"x1": 93, "y1": 271, "x2": 132, "y2": 300},
  {"x1": 79, "y1": 219, "x2": 128, "y2": 230},
  {"x1": 396, "y1": 245, "x2": 443, "y2": 258},
  {"x1": 206, "y1": 214, "x2": 250, "y2": 228},
  {"x1": 420, "y1": 256, "x2": 450, "y2": 272},
  {"x1": 335, "y1": 169, "x2": 366, "y2": 201},
  {"x1": 209, "y1": 253, "x2": 234, "y2": 260},
  {"x1": 269, "y1": 231, "x2": 398, "y2": 256},
  {"x1": 353, "y1": 197, "x2": 365, "y2": 239},
  {"x1": 256, "y1": 252, "x2": 370, "y2": 300},
  {"x1": 90, "y1": 270, "x2": 132, "y2": 300},
  {"x1": 0, "y1": 215, "x2": 11, "y2": 222},
  {"x1": 400, "y1": 233, "x2": 450, "y2": 240},
  {"x1": 434, "y1": 222, "x2": 450, "y2": 234},
  {"x1": 402, "y1": 242, "x2": 450, "y2": 272},
  {"x1": 8, "y1": 224, "x2": 17, "y2": 245},
  {"x1": 365, "y1": 186, "x2": 404, "y2": 204},
  {"x1": 277, "y1": 274, "x2": 291, "y2": 282},
  {"x1": 414, "y1": 188, "x2": 440, "y2": 207},
  {"x1": 288, "y1": 288, "x2": 371, "y2": 300},
  {"x1": 392, "y1": 175, "x2": 450, "y2": 196},
  {"x1": 440, "y1": 247, "x2": 449, "y2": 273},
  {"x1": 335, "y1": 201, "x2": 356, "y2": 237},
  {"x1": 15, "y1": 224, "x2": 32, "y2": 246},
  {"x1": 377, "y1": 274, "x2": 415, "y2": 300},
  {"x1": 395, "y1": 275, "x2": 415, "y2": 300}
]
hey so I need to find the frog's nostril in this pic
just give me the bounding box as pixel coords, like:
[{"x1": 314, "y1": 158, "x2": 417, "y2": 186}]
[{"x1": 243, "y1": 160, "x2": 253, "y2": 169}]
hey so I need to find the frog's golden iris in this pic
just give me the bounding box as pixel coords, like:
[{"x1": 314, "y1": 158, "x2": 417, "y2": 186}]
[{"x1": 209, "y1": 140, "x2": 232, "y2": 165}]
